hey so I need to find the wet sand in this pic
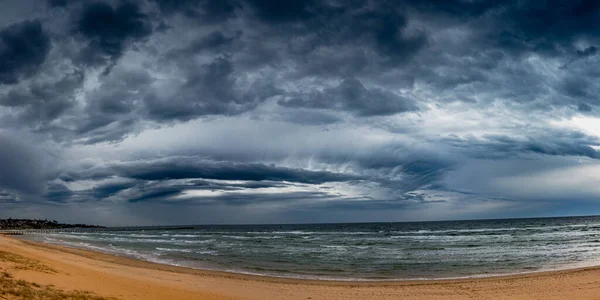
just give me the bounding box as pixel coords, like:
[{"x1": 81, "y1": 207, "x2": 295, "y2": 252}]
[{"x1": 1, "y1": 235, "x2": 600, "y2": 299}]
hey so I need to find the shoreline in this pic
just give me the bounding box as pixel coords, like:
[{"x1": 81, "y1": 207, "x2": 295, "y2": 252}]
[
  {"x1": 14, "y1": 235, "x2": 600, "y2": 284},
  {"x1": 17, "y1": 235, "x2": 600, "y2": 284},
  {"x1": 4, "y1": 235, "x2": 600, "y2": 299},
  {"x1": 8, "y1": 236, "x2": 600, "y2": 285}
]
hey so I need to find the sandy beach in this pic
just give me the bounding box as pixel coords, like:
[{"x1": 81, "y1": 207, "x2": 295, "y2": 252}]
[{"x1": 2, "y1": 235, "x2": 600, "y2": 299}]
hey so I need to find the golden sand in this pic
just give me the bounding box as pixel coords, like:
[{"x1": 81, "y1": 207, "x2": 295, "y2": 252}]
[{"x1": 1, "y1": 235, "x2": 600, "y2": 299}]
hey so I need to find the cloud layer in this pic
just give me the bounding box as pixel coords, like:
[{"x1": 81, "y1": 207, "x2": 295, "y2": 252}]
[{"x1": 0, "y1": 0, "x2": 599, "y2": 225}]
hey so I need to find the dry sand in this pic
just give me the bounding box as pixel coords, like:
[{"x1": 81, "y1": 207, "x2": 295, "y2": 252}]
[{"x1": 2, "y1": 235, "x2": 600, "y2": 299}]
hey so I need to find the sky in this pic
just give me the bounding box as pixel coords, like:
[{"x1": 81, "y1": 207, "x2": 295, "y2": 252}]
[{"x1": 1, "y1": 0, "x2": 600, "y2": 226}]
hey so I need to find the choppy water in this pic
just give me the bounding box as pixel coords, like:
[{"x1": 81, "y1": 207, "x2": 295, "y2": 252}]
[{"x1": 21, "y1": 216, "x2": 600, "y2": 280}]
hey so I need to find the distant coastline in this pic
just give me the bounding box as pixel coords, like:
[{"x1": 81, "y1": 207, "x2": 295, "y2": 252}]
[{"x1": 0, "y1": 218, "x2": 104, "y2": 230}]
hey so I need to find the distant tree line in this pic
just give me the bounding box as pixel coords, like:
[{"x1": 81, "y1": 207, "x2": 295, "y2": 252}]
[{"x1": 0, "y1": 218, "x2": 104, "y2": 230}]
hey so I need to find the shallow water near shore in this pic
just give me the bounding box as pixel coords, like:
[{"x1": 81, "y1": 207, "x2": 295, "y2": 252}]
[{"x1": 19, "y1": 216, "x2": 600, "y2": 280}]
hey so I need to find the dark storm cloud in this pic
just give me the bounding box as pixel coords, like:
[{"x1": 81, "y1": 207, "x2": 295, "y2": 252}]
[
  {"x1": 44, "y1": 183, "x2": 73, "y2": 202},
  {"x1": 120, "y1": 179, "x2": 296, "y2": 204},
  {"x1": 59, "y1": 176, "x2": 308, "y2": 205},
  {"x1": 0, "y1": 191, "x2": 19, "y2": 202},
  {"x1": 76, "y1": 1, "x2": 152, "y2": 72},
  {"x1": 497, "y1": 1, "x2": 600, "y2": 55},
  {"x1": 3, "y1": 0, "x2": 600, "y2": 224},
  {"x1": 184, "y1": 179, "x2": 288, "y2": 191},
  {"x1": 276, "y1": 110, "x2": 342, "y2": 125},
  {"x1": 279, "y1": 78, "x2": 418, "y2": 117},
  {"x1": 129, "y1": 189, "x2": 330, "y2": 205},
  {"x1": 443, "y1": 131, "x2": 600, "y2": 160},
  {"x1": 562, "y1": 46, "x2": 598, "y2": 69},
  {"x1": 308, "y1": 145, "x2": 455, "y2": 194},
  {"x1": 152, "y1": 0, "x2": 237, "y2": 22},
  {"x1": 188, "y1": 191, "x2": 335, "y2": 206},
  {"x1": 47, "y1": 0, "x2": 77, "y2": 8},
  {"x1": 170, "y1": 30, "x2": 241, "y2": 56},
  {"x1": 143, "y1": 56, "x2": 280, "y2": 122},
  {"x1": 391, "y1": 159, "x2": 452, "y2": 190},
  {"x1": 0, "y1": 20, "x2": 50, "y2": 85},
  {"x1": 113, "y1": 158, "x2": 361, "y2": 184},
  {"x1": 72, "y1": 68, "x2": 153, "y2": 143},
  {"x1": 410, "y1": 0, "x2": 504, "y2": 18},
  {"x1": 408, "y1": 0, "x2": 600, "y2": 58},
  {"x1": 128, "y1": 190, "x2": 181, "y2": 203},
  {"x1": 58, "y1": 166, "x2": 113, "y2": 183},
  {"x1": 0, "y1": 134, "x2": 46, "y2": 195},
  {"x1": 245, "y1": 0, "x2": 321, "y2": 24},
  {"x1": 0, "y1": 70, "x2": 83, "y2": 123},
  {"x1": 361, "y1": 10, "x2": 428, "y2": 65},
  {"x1": 577, "y1": 46, "x2": 598, "y2": 59},
  {"x1": 242, "y1": 0, "x2": 428, "y2": 63},
  {"x1": 88, "y1": 181, "x2": 138, "y2": 199},
  {"x1": 27, "y1": 0, "x2": 599, "y2": 133},
  {"x1": 121, "y1": 178, "x2": 339, "y2": 205},
  {"x1": 578, "y1": 103, "x2": 592, "y2": 112}
]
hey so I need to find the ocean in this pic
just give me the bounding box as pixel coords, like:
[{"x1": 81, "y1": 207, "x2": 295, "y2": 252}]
[{"x1": 20, "y1": 216, "x2": 600, "y2": 280}]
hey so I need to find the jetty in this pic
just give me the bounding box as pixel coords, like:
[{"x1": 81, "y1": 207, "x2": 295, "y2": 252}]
[{"x1": 0, "y1": 226, "x2": 196, "y2": 235}]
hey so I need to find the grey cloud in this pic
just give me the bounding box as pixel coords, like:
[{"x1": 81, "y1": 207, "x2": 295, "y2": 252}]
[
  {"x1": 0, "y1": 134, "x2": 46, "y2": 195},
  {"x1": 128, "y1": 189, "x2": 181, "y2": 203},
  {"x1": 120, "y1": 179, "x2": 337, "y2": 205},
  {"x1": 169, "y1": 30, "x2": 241, "y2": 57},
  {"x1": 245, "y1": 0, "x2": 317, "y2": 24},
  {"x1": 124, "y1": 179, "x2": 291, "y2": 204},
  {"x1": 91, "y1": 181, "x2": 137, "y2": 199},
  {"x1": 293, "y1": 49, "x2": 370, "y2": 78},
  {"x1": 577, "y1": 46, "x2": 598, "y2": 58},
  {"x1": 279, "y1": 78, "x2": 418, "y2": 117},
  {"x1": 47, "y1": 0, "x2": 77, "y2": 8},
  {"x1": 498, "y1": 1, "x2": 600, "y2": 56},
  {"x1": 276, "y1": 110, "x2": 342, "y2": 125},
  {"x1": 241, "y1": 1, "x2": 428, "y2": 65},
  {"x1": 58, "y1": 168, "x2": 112, "y2": 183},
  {"x1": 112, "y1": 158, "x2": 362, "y2": 184},
  {"x1": 362, "y1": 11, "x2": 428, "y2": 65},
  {"x1": 69, "y1": 177, "x2": 310, "y2": 204},
  {"x1": 0, "y1": 70, "x2": 83, "y2": 124},
  {"x1": 3, "y1": 0, "x2": 600, "y2": 224},
  {"x1": 185, "y1": 179, "x2": 288, "y2": 191},
  {"x1": 416, "y1": 1, "x2": 600, "y2": 60},
  {"x1": 76, "y1": 1, "x2": 152, "y2": 72},
  {"x1": 578, "y1": 103, "x2": 592, "y2": 112},
  {"x1": 187, "y1": 191, "x2": 334, "y2": 206},
  {"x1": 44, "y1": 182, "x2": 73, "y2": 202},
  {"x1": 144, "y1": 56, "x2": 279, "y2": 122},
  {"x1": 562, "y1": 46, "x2": 598, "y2": 69},
  {"x1": 0, "y1": 20, "x2": 50, "y2": 84},
  {"x1": 444, "y1": 132, "x2": 600, "y2": 160},
  {"x1": 556, "y1": 76, "x2": 600, "y2": 108},
  {"x1": 0, "y1": 190, "x2": 20, "y2": 203},
  {"x1": 72, "y1": 68, "x2": 153, "y2": 143},
  {"x1": 410, "y1": 0, "x2": 503, "y2": 19},
  {"x1": 524, "y1": 141, "x2": 600, "y2": 159},
  {"x1": 152, "y1": 0, "x2": 238, "y2": 22}
]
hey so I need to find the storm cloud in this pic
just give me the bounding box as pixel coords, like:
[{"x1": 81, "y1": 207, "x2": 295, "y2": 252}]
[
  {"x1": 76, "y1": 1, "x2": 153, "y2": 72},
  {"x1": 0, "y1": 133, "x2": 46, "y2": 195},
  {"x1": 0, "y1": 0, "x2": 599, "y2": 225},
  {"x1": 0, "y1": 20, "x2": 50, "y2": 84}
]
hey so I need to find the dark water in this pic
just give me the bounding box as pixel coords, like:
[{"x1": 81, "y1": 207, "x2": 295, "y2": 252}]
[{"x1": 22, "y1": 216, "x2": 600, "y2": 280}]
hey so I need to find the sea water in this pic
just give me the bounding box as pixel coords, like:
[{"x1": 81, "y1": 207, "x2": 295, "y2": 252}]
[{"x1": 21, "y1": 216, "x2": 600, "y2": 280}]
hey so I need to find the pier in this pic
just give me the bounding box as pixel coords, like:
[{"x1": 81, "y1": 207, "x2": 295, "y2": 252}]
[{"x1": 0, "y1": 226, "x2": 195, "y2": 235}]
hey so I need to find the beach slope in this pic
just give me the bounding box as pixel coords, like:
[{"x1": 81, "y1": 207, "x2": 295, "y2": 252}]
[{"x1": 1, "y1": 235, "x2": 600, "y2": 299}]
